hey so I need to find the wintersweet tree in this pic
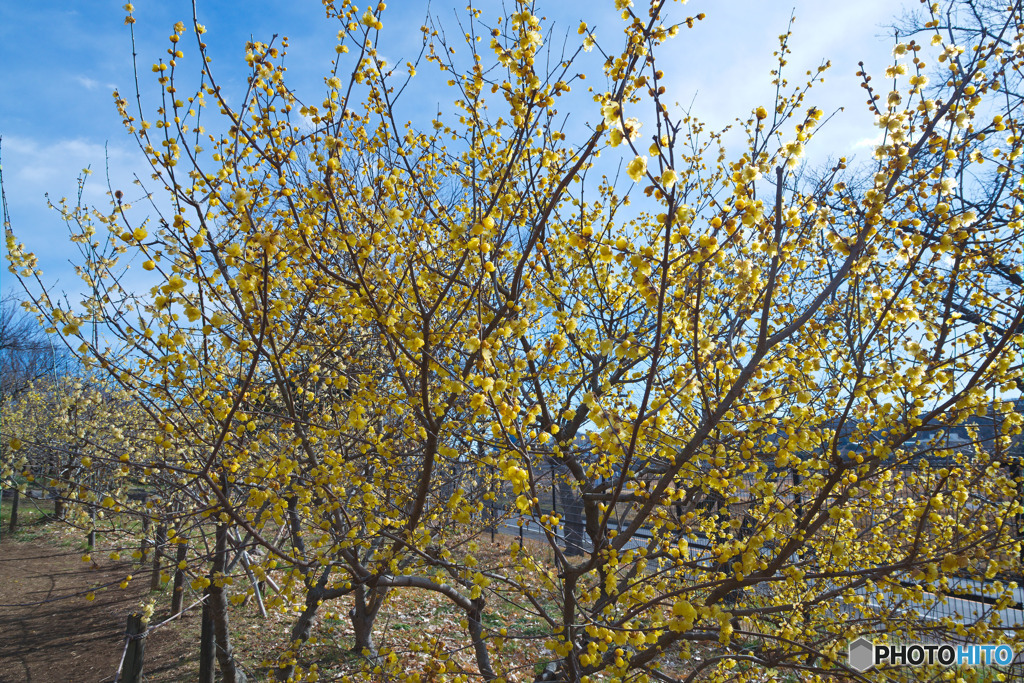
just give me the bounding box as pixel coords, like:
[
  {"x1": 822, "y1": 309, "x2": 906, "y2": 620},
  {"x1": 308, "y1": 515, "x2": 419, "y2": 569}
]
[
  {"x1": 0, "y1": 374, "x2": 155, "y2": 542},
  {"x1": 5, "y1": 0, "x2": 1024, "y2": 682}
]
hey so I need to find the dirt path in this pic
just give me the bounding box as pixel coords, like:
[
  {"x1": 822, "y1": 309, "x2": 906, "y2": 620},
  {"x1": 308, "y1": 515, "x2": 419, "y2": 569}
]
[{"x1": 0, "y1": 537, "x2": 191, "y2": 682}]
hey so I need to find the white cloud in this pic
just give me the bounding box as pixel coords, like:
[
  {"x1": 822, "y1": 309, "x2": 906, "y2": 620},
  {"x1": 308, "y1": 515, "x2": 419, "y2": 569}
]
[
  {"x1": 0, "y1": 134, "x2": 161, "y2": 293},
  {"x1": 658, "y1": 0, "x2": 914, "y2": 159},
  {"x1": 75, "y1": 75, "x2": 117, "y2": 92},
  {"x1": 3, "y1": 136, "x2": 136, "y2": 198},
  {"x1": 854, "y1": 133, "x2": 884, "y2": 148},
  {"x1": 75, "y1": 75, "x2": 100, "y2": 90}
]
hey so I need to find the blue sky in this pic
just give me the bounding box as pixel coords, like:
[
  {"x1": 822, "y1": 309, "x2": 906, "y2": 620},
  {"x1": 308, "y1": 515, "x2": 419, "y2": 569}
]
[{"x1": 1, "y1": 0, "x2": 912, "y2": 302}]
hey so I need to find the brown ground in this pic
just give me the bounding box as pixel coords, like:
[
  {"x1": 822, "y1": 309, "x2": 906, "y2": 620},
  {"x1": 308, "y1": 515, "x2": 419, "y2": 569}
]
[
  {"x1": 0, "y1": 533, "x2": 195, "y2": 682},
  {"x1": 0, "y1": 507, "x2": 703, "y2": 683}
]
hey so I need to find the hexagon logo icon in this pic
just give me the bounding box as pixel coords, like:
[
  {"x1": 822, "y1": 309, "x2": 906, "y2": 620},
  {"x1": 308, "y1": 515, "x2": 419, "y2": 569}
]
[{"x1": 848, "y1": 637, "x2": 875, "y2": 672}]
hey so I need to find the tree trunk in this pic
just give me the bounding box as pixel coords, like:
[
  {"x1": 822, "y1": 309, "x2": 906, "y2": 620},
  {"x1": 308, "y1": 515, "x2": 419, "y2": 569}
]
[
  {"x1": 151, "y1": 524, "x2": 166, "y2": 591},
  {"x1": 351, "y1": 583, "x2": 385, "y2": 657},
  {"x1": 8, "y1": 488, "x2": 19, "y2": 534},
  {"x1": 208, "y1": 523, "x2": 247, "y2": 683},
  {"x1": 171, "y1": 540, "x2": 187, "y2": 615},
  {"x1": 275, "y1": 569, "x2": 346, "y2": 682},
  {"x1": 140, "y1": 515, "x2": 150, "y2": 563},
  {"x1": 54, "y1": 461, "x2": 75, "y2": 520},
  {"x1": 198, "y1": 598, "x2": 216, "y2": 683},
  {"x1": 467, "y1": 599, "x2": 496, "y2": 680},
  {"x1": 287, "y1": 495, "x2": 306, "y2": 555}
]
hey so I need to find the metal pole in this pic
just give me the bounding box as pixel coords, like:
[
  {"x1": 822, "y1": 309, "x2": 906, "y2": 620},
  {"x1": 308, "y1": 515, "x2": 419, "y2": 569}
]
[
  {"x1": 489, "y1": 459, "x2": 496, "y2": 543},
  {"x1": 550, "y1": 459, "x2": 557, "y2": 515}
]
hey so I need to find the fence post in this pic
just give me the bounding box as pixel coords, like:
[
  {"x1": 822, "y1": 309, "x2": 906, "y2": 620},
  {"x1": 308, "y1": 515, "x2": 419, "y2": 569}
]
[
  {"x1": 151, "y1": 524, "x2": 166, "y2": 591},
  {"x1": 122, "y1": 613, "x2": 146, "y2": 683},
  {"x1": 171, "y1": 541, "x2": 187, "y2": 615}
]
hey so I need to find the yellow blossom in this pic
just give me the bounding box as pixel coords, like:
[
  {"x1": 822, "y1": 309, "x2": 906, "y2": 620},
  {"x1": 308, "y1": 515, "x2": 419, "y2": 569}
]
[
  {"x1": 627, "y1": 156, "x2": 647, "y2": 182},
  {"x1": 661, "y1": 169, "x2": 679, "y2": 189}
]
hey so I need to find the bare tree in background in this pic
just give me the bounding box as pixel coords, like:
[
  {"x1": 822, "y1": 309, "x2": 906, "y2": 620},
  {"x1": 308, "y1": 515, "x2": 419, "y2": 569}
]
[{"x1": 0, "y1": 293, "x2": 62, "y2": 402}]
